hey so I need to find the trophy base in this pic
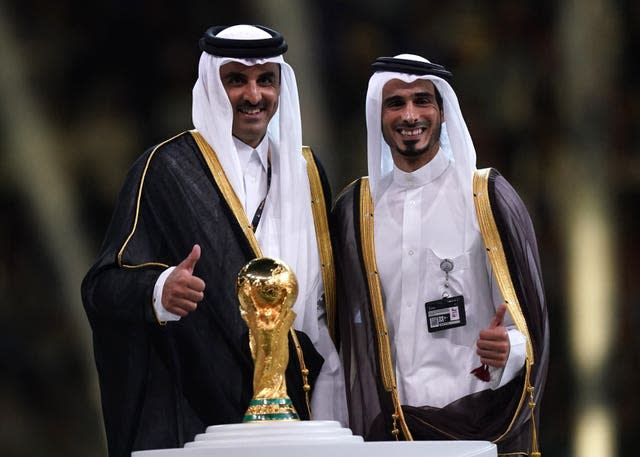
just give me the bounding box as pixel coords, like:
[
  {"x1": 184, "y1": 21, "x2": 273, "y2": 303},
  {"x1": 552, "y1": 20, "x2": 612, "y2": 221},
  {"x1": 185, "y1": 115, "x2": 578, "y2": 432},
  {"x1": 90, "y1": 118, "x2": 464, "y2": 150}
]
[{"x1": 243, "y1": 397, "x2": 299, "y2": 422}]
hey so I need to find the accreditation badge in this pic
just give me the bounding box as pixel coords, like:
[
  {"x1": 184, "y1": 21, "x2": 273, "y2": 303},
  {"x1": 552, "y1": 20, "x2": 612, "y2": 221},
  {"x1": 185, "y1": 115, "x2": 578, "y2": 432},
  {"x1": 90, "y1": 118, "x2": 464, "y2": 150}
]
[{"x1": 425, "y1": 295, "x2": 466, "y2": 332}]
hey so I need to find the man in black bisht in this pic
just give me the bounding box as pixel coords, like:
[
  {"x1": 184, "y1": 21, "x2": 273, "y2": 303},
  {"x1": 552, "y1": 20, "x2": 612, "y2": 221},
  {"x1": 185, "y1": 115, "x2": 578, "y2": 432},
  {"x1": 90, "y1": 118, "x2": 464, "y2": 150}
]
[
  {"x1": 331, "y1": 54, "x2": 549, "y2": 455},
  {"x1": 82, "y1": 24, "x2": 346, "y2": 457}
]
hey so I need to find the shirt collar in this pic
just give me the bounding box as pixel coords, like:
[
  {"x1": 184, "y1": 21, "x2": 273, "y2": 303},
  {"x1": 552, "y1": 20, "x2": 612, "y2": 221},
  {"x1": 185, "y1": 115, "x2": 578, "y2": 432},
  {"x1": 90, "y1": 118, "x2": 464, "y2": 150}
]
[
  {"x1": 233, "y1": 135, "x2": 270, "y2": 172},
  {"x1": 392, "y1": 147, "x2": 451, "y2": 189}
]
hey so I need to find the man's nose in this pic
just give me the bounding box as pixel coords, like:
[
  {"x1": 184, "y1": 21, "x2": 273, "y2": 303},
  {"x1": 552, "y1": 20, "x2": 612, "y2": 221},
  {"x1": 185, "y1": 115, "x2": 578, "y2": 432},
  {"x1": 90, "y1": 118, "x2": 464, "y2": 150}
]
[
  {"x1": 402, "y1": 103, "x2": 418, "y2": 123},
  {"x1": 243, "y1": 81, "x2": 261, "y2": 105}
]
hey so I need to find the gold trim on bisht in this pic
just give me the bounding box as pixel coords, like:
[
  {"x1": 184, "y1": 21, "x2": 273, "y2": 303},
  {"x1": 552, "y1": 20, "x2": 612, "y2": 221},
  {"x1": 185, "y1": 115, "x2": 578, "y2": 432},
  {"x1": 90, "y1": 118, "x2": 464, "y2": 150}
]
[
  {"x1": 473, "y1": 168, "x2": 541, "y2": 456},
  {"x1": 191, "y1": 129, "x2": 313, "y2": 418},
  {"x1": 191, "y1": 130, "x2": 261, "y2": 255},
  {"x1": 473, "y1": 170, "x2": 534, "y2": 363},
  {"x1": 359, "y1": 178, "x2": 412, "y2": 441},
  {"x1": 301, "y1": 146, "x2": 337, "y2": 343}
]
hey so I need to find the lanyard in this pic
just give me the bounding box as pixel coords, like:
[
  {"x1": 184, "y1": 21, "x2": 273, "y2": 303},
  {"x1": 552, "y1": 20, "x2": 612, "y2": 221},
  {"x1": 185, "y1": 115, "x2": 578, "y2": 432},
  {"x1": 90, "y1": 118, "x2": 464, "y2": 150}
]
[{"x1": 250, "y1": 154, "x2": 271, "y2": 232}]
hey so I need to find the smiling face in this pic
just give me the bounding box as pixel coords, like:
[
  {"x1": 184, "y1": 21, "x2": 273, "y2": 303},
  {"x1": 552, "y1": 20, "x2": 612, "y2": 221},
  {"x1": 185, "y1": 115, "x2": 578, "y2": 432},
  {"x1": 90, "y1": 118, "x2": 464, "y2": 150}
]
[
  {"x1": 381, "y1": 78, "x2": 444, "y2": 172},
  {"x1": 220, "y1": 61, "x2": 281, "y2": 148}
]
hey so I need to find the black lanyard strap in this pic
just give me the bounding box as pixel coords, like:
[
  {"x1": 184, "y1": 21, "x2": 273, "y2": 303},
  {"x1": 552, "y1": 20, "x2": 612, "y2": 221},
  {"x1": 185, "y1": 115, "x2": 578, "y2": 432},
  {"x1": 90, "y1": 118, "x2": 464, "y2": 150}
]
[{"x1": 250, "y1": 155, "x2": 272, "y2": 232}]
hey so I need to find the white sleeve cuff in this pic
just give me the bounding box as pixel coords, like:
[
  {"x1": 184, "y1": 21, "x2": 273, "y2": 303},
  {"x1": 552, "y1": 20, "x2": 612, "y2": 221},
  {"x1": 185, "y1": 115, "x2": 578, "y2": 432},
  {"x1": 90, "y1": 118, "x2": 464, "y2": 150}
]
[
  {"x1": 152, "y1": 267, "x2": 181, "y2": 323},
  {"x1": 491, "y1": 329, "x2": 526, "y2": 389}
]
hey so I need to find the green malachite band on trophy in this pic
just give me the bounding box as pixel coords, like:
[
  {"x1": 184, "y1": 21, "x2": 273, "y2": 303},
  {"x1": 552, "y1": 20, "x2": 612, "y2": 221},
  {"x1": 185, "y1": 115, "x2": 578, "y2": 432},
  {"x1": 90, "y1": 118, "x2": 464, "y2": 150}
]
[{"x1": 242, "y1": 398, "x2": 299, "y2": 422}]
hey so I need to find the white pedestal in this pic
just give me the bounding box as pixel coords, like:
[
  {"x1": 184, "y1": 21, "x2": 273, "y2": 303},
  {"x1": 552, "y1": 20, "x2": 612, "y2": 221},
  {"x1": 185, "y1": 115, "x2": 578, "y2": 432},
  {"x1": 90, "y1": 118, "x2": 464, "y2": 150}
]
[{"x1": 132, "y1": 421, "x2": 496, "y2": 457}]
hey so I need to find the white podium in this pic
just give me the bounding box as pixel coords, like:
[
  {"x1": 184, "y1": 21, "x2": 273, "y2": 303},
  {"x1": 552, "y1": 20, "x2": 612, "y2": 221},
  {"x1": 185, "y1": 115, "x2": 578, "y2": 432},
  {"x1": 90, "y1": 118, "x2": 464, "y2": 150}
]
[{"x1": 132, "y1": 421, "x2": 497, "y2": 457}]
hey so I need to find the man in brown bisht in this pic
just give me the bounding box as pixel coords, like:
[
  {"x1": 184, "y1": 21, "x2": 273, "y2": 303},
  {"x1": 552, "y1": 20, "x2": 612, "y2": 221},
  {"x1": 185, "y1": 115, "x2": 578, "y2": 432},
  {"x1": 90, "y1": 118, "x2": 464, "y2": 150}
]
[{"x1": 331, "y1": 54, "x2": 549, "y2": 455}]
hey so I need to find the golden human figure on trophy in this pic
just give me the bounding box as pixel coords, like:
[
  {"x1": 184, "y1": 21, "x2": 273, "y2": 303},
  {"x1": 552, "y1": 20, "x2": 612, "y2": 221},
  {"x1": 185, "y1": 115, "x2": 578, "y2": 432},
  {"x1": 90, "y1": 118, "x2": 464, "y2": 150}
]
[{"x1": 236, "y1": 257, "x2": 300, "y2": 422}]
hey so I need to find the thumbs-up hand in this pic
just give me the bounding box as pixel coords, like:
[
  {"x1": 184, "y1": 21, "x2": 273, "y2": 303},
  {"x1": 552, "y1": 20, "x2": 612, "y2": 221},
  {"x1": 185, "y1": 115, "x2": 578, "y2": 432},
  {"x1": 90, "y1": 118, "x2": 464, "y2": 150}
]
[
  {"x1": 162, "y1": 244, "x2": 206, "y2": 317},
  {"x1": 476, "y1": 303, "x2": 510, "y2": 368}
]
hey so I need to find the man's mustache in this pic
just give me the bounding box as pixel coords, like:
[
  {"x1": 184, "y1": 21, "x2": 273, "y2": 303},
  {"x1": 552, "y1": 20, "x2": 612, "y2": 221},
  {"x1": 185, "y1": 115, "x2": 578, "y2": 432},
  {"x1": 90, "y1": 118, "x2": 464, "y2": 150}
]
[
  {"x1": 397, "y1": 120, "x2": 430, "y2": 129},
  {"x1": 237, "y1": 101, "x2": 268, "y2": 111}
]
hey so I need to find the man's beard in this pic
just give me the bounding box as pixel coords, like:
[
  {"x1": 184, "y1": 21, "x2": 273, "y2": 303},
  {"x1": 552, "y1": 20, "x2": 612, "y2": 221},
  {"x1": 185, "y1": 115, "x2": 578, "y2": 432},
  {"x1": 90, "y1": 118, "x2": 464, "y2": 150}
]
[{"x1": 396, "y1": 121, "x2": 442, "y2": 158}]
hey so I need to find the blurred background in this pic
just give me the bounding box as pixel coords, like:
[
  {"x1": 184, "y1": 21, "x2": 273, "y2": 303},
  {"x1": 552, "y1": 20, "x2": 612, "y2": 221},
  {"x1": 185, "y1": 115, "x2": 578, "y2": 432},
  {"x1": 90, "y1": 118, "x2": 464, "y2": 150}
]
[{"x1": 1, "y1": 1, "x2": 638, "y2": 456}]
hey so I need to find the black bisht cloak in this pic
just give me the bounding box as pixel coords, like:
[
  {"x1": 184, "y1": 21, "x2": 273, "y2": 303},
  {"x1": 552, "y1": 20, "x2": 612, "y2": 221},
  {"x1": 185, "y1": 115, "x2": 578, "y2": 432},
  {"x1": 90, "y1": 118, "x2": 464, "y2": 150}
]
[
  {"x1": 331, "y1": 169, "x2": 549, "y2": 455},
  {"x1": 81, "y1": 132, "x2": 328, "y2": 457}
]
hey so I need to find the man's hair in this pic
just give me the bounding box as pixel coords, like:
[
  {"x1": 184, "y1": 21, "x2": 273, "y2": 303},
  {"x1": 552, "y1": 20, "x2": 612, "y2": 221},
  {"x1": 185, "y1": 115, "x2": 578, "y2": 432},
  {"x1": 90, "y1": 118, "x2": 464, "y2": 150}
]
[{"x1": 434, "y1": 86, "x2": 443, "y2": 112}]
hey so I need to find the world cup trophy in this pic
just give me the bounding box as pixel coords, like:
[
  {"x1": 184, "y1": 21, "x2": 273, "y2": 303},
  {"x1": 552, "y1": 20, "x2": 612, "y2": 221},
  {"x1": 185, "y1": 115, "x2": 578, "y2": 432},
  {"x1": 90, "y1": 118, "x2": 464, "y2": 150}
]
[{"x1": 236, "y1": 257, "x2": 300, "y2": 422}]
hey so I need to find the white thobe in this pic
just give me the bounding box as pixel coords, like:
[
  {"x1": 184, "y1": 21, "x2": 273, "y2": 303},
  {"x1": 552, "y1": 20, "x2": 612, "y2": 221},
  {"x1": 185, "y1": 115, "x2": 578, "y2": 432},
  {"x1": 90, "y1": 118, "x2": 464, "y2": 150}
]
[
  {"x1": 374, "y1": 150, "x2": 526, "y2": 408},
  {"x1": 234, "y1": 136, "x2": 270, "y2": 224}
]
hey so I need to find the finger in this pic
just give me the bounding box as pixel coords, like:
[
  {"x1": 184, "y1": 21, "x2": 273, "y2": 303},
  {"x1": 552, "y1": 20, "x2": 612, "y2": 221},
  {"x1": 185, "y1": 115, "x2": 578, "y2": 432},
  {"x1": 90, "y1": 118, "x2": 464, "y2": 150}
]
[
  {"x1": 478, "y1": 327, "x2": 509, "y2": 342},
  {"x1": 477, "y1": 345, "x2": 505, "y2": 357},
  {"x1": 167, "y1": 299, "x2": 198, "y2": 315},
  {"x1": 479, "y1": 354, "x2": 507, "y2": 368},
  {"x1": 490, "y1": 303, "x2": 507, "y2": 328},
  {"x1": 178, "y1": 244, "x2": 201, "y2": 273},
  {"x1": 162, "y1": 299, "x2": 191, "y2": 316},
  {"x1": 478, "y1": 352, "x2": 506, "y2": 365},
  {"x1": 174, "y1": 288, "x2": 204, "y2": 303},
  {"x1": 166, "y1": 306, "x2": 189, "y2": 317},
  {"x1": 189, "y1": 276, "x2": 206, "y2": 293},
  {"x1": 172, "y1": 274, "x2": 205, "y2": 291},
  {"x1": 477, "y1": 338, "x2": 509, "y2": 353}
]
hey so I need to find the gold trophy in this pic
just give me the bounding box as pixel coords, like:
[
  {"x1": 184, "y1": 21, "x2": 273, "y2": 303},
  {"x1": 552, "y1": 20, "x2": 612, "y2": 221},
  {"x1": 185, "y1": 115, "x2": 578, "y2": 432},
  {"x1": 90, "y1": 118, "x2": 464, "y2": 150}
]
[{"x1": 236, "y1": 257, "x2": 300, "y2": 422}]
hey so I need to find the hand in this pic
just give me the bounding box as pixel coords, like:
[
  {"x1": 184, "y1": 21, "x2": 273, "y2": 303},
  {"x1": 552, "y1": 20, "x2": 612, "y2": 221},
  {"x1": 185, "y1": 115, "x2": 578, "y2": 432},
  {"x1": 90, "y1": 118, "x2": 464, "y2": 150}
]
[
  {"x1": 162, "y1": 244, "x2": 206, "y2": 317},
  {"x1": 476, "y1": 303, "x2": 510, "y2": 368}
]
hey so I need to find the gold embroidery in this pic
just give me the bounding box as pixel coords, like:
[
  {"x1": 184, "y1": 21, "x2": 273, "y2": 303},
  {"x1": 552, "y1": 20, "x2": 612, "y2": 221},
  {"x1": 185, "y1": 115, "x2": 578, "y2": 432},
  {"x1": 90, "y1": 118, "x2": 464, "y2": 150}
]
[
  {"x1": 191, "y1": 130, "x2": 261, "y2": 255},
  {"x1": 359, "y1": 178, "x2": 412, "y2": 440},
  {"x1": 301, "y1": 146, "x2": 337, "y2": 343},
  {"x1": 473, "y1": 168, "x2": 534, "y2": 363},
  {"x1": 473, "y1": 168, "x2": 540, "y2": 453}
]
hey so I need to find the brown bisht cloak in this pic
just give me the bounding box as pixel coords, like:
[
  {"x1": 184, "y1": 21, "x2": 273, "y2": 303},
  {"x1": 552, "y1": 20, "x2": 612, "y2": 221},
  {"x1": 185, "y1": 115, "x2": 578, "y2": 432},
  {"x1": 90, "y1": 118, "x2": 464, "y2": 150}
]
[
  {"x1": 331, "y1": 168, "x2": 549, "y2": 455},
  {"x1": 82, "y1": 131, "x2": 333, "y2": 457}
]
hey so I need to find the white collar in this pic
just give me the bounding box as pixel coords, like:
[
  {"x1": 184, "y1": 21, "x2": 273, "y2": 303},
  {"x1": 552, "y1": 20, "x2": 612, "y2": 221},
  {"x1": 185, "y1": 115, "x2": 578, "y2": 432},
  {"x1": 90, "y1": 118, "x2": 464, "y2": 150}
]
[
  {"x1": 233, "y1": 135, "x2": 269, "y2": 172},
  {"x1": 391, "y1": 147, "x2": 451, "y2": 189}
]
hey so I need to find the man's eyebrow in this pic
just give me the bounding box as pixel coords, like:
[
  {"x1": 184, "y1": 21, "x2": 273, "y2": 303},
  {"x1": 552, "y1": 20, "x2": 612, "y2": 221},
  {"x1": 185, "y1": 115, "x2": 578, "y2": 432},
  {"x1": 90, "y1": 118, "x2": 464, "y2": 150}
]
[
  {"x1": 222, "y1": 71, "x2": 246, "y2": 79},
  {"x1": 383, "y1": 95, "x2": 404, "y2": 104},
  {"x1": 414, "y1": 92, "x2": 434, "y2": 98}
]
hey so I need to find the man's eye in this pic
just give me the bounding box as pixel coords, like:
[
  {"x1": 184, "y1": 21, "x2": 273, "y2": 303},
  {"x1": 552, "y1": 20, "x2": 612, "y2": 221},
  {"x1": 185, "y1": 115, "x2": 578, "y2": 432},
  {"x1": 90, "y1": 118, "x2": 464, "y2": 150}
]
[
  {"x1": 226, "y1": 76, "x2": 244, "y2": 85},
  {"x1": 259, "y1": 76, "x2": 276, "y2": 85}
]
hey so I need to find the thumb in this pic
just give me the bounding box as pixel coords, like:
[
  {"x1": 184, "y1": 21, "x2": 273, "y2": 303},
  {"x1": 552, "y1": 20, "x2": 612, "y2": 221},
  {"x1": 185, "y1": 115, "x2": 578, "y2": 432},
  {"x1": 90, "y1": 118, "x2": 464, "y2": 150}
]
[
  {"x1": 178, "y1": 244, "x2": 201, "y2": 273},
  {"x1": 490, "y1": 303, "x2": 507, "y2": 329}
]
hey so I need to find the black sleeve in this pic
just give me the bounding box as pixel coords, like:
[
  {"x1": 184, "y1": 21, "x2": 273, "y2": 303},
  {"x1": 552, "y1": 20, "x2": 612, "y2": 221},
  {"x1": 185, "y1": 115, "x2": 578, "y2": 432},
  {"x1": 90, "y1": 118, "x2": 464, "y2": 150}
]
[{"x1": 81, "y1": 148, "x2": 169, "y2": 325}]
